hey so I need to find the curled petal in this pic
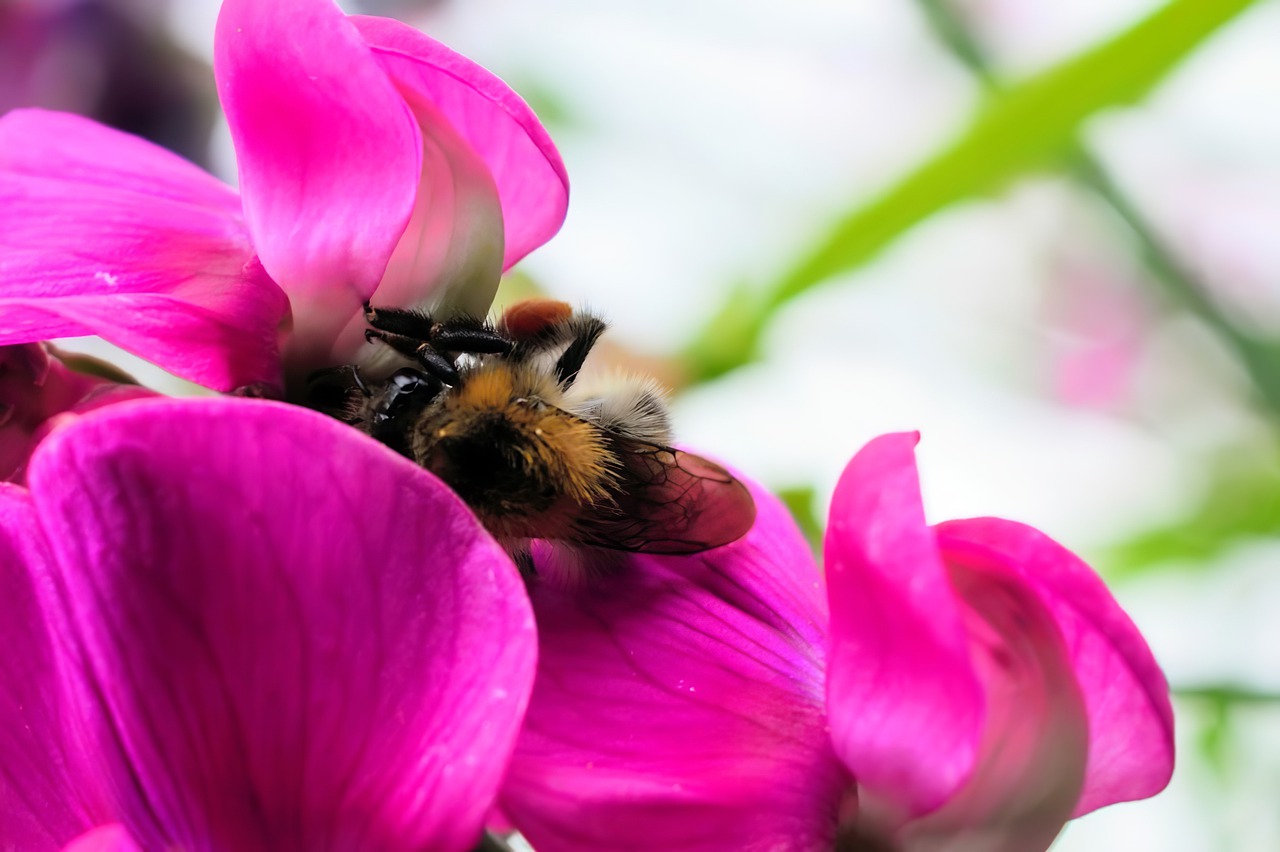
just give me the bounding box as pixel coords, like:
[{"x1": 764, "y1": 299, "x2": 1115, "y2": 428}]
[
  {"x1": 935, "y1": 519, "x2": 1175, "y2": 815},
  {"x1": 331, "y1": 96, "x2": 505, "y2": 365},
  {"x1": 897, "y1": 563, "x2": 1088, "y2": 852},
  {"x1": 354, "y1": 15, "x2": 569, "y2": 272},
  {"x1": 0, "y1": 485, "x2": 107, "y2": 849},
  {"x1": 502, "y1": 483, "x2": 844, "y2": 851},
  {"x1": 28, "y1": 398, "x2": 536, "y2": 851},
  {"x1": 824, "y1": 433, "x2": 984, "y2": 820},
  {"x1": 0, "y1": 110, "x2": 289, "y2": 391},
  {"x1": 215, "y1": 0, "x2": 421, "y2": 308}
]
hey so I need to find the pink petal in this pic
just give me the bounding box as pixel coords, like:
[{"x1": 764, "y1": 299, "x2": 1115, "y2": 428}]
[
  {"x1": 214, "y1": 0, "x2": 421, "y2": 320},
  {"x1": 61, "y1": 825, "x2": 142, "y2": 852},
  {"x1": 329, "y1": 95, "x2": 506, "y2": 365},
  {"x1": 0, "y1": 110, "x2": 236, "y2": 209},
  {"x1": 824, "y1": 432, "x2": 984, "y2": 820},
  {"x1": 0, "y1": 485, "x2": 107, "y2": 849},
  {"x1": 27, "y1": 398, "x2": 536, "y2": 851},
  {"x1": 353, "y1": 15, "x2": 569, "y2": 272},
  {"x1": 897, "y1": 561, "x2": 1088, "y2": 852},
  {"x1": 1, "y1": 344, "x2": 155, "y2": 483},
  {"x1": 935, "y1": 519, "x2": 1175, "y2": 815},
  {"x1": 0, "y1": 110, "x2": 289, "y2": 391},
  {"x1": 0, "y1": 343, "x2": 55, "y2": 480},
  {"x1": 501, "y1": 482, "x2": 844, "y2": 851}
]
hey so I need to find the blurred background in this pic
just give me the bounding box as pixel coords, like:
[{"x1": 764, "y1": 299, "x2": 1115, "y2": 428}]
[{"x1": 6, "y1": 0, "x2": 1279, "y2": 847}]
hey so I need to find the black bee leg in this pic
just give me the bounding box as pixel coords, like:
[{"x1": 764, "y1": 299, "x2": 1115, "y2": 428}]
[
  {"x1": 431, "y1": 320, "x2": 513, "y2": 355},
  {"x1": 363, "y1": 302, "x2": 438, "y2": 340},
  {"x1": 553, "y1": 314, "x2": 607, "y2": 387},
  {"x1": 364, "y1": 303, "x2": 512, "y2": 357},
  {"x1": 364, "y1": 329, "x2": 461, "y2": 386}
]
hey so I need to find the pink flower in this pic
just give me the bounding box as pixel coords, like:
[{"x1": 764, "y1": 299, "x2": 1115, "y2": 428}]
[
  {"x1": 0, "y1": 397, "x2": 536, "y2": 851},
  {"x1": 499, "y1": 433, "x2": 1174, "y2": 851},
  {"x1": 0, "y1": 0, "x2": 567, "y2": 393},
  {"x1": 0, "y1": 342, "x2": 154, "y2": 482},
  {"x1": 0, "y1": 0, "x2": 214, "y2": 165}
]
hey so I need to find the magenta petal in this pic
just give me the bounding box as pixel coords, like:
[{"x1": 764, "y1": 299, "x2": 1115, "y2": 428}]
[
  {"x1": 501, "y1": 482, "x2": 844, "y2": 851},
  {"x1": 215, "y1": 0, "x2": 420, "y2": 306},
  {"x1": 935, "y1": 519, "x2": 1175, "y2": 815},
  {"x1": 824, "y1": 433, "x2": 985, "y2": 820},
  {"x1": 0, "y1": 485, "x2": 106, "y2": 849},
  {"x1": 27, "y1": 399, "x2": 536, "y2": 851},
  {"x1": 0, "y1": 110, "x2": 288, "y2": 391},
  {"x1": 0, "y1": 110, "x2": 238, "y2": 210},
  {"x1": 353, "y1": 15, "x2": 569, "y2": 271},
  {"x1": 61, "y1": 825, "x2": 142, "y2": 852},
  {"x1": 898, "y1": 562, "x2": 1088, "y2": 852}
]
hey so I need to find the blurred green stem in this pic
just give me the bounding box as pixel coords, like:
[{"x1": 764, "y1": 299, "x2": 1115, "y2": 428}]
[
  {"x1": 1071, "y1": 155, "x2": 1280, "y2": 410},
  {"x1": 681, "y1": 0, "x2": 1263, "y2": 386},
  {"x1": 1176, "y1": 684, "x2": 1280, "y2": 705},
  {"x1": 919, "y1": 0, "x2": 1280, "y2": 412}
]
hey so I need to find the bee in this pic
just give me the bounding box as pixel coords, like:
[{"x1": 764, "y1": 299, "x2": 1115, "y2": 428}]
[{"x1": 307, "y1": 298, "x2": 756, "y2": 574}]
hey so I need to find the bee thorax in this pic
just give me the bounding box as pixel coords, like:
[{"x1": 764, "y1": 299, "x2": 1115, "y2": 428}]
[
  {"x1": 415, "y1": 415, "x2": 557, "y2": 515},
  {"x1": 410, "y1": 368, "x2": 618, "y2": 531}
]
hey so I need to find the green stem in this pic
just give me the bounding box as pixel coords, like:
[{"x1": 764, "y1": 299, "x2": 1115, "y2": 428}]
[
  {"x1": 681, "y1": 0, "x2": 1263, "y2": 385},
  {"x1": 1069, "y1": 154, "x2": 1280, "y2": 410},
  {"x1": 915, "y1": 0, "x2": 1000, "y2": 90},
  {"x1": 919, "y1": 0, "x2": 1280, "y2": 412},
  {"x1": 1176, "y1": 684, "x2": 1280, "y2": 705}
]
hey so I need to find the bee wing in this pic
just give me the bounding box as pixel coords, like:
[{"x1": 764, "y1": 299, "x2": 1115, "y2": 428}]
[{"x1": 573, "y1": 439, "x2": 757, "y2": 554}]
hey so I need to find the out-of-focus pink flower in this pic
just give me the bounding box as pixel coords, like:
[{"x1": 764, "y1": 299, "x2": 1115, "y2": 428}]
[
  {"x1": 0, "y1": 0, "x2": 567, "y2": 393},
  {"x1": 0, "y1": 342, "x2": 153, "y2": 482},
  {"x1": 0, "y1": 0, "x2": 216, "y2": 167},
  {"x1": 0, "y1": 396, "x2": 536, "y2": 851},
  {"x1": 499, "y1": 433, "x2": 1174, "y2": 851},
  {"x1": 1045, "y1": 256, "x2": 1147, "y2": 411}
]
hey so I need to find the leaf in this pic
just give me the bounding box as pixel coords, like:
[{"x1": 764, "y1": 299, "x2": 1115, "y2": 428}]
[
  {"x1": 683, "y1": 0, "x2": 1263, "y2": 383},
  {"x1": 1106, "y1": 452, "x2": 1280, "y2": 578},
  {"x1": 775, "y1": 483, "x2": 824, "y2": 554}
]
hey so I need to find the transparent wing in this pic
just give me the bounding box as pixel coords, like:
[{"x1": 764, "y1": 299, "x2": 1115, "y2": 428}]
[{"x1": 572, "y1": 438, "x2": 757, "y2": 554}]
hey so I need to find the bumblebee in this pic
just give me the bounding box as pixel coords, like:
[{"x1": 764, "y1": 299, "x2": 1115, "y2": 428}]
[{"x1": 308, "y1": 298, "x2": 756, "y2": 572}]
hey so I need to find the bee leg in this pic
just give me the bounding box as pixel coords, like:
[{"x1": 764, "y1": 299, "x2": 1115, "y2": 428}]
[
  {"x1": 362, "y1": 302, "x2": 439, "y2": 340},
  {"x1": 364, "y1": 329, "x2": 461, "y2": 386},
  {"x1": 365, "y1": 303, "x2": 513, "y2": 356},
  {"x1": 430, "y1": 319, "x2": 513, "y2": 355},
  {"x1": 553, "y1": 313, "x2": 607, "y2": 387}
]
